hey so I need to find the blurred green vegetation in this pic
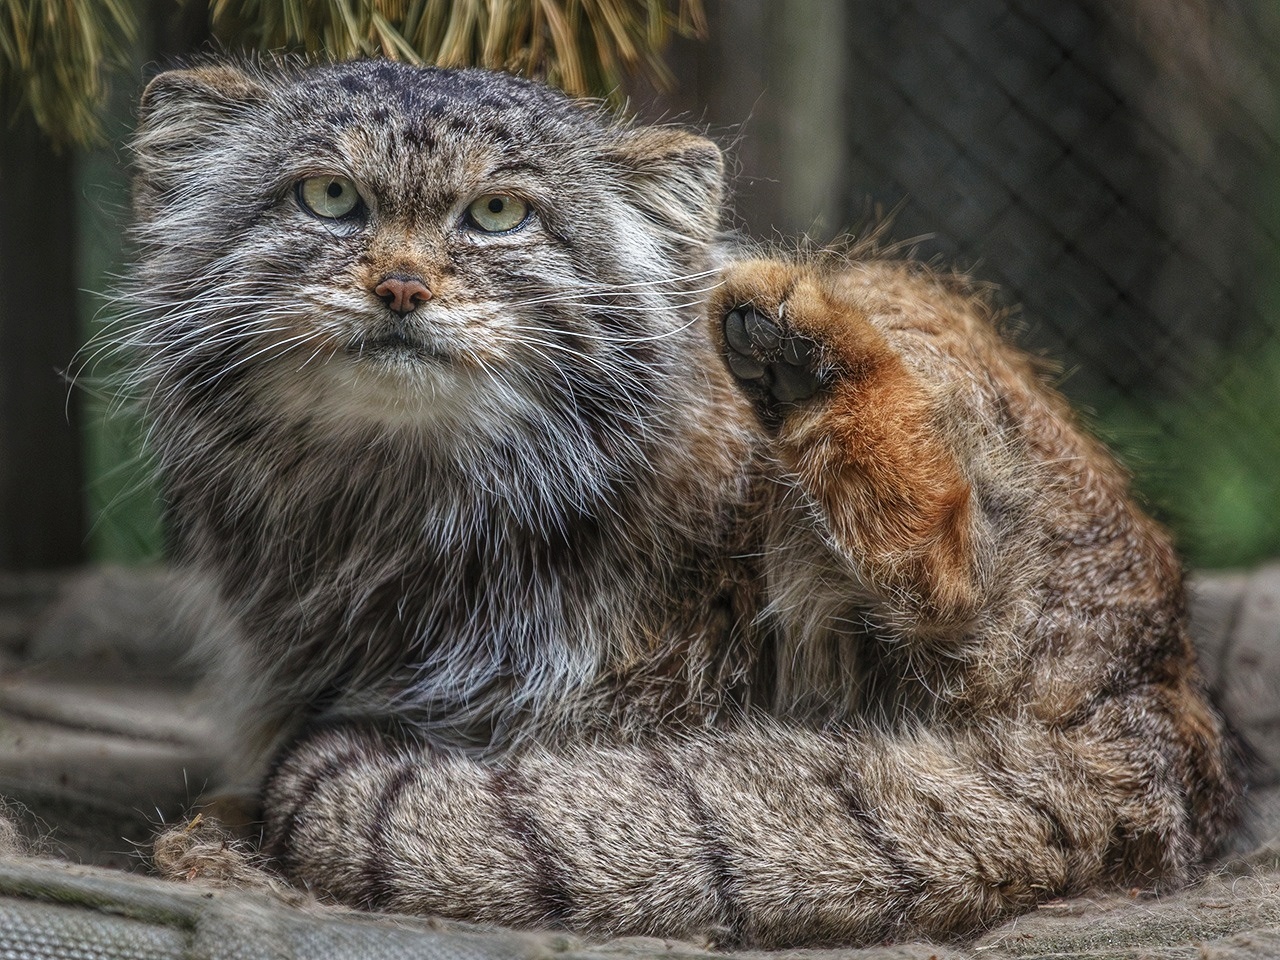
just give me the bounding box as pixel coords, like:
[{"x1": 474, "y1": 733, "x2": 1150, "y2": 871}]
[
  {"x1": 1100, "y1": 338, "x2": 1280, "y2": 569},
  {"x1": 83, "y1": 408, "x2": 165, "y2": 564},
  {"x1": 1099, "y1": 103, "x2": 1280, "y2": 570},
  {"x1": 76, "y1": 61, "x2": 165, "y2": 564}
]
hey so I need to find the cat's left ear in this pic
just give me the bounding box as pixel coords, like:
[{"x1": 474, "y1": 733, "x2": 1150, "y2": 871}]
[{"x1": 605, "y1": 127, "x2": 725, "y2": 243}]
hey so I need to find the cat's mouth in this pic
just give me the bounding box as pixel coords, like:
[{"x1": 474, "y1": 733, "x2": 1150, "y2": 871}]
[{"x1": 345, "y1": 331, "x2": 450, "y2": 364}]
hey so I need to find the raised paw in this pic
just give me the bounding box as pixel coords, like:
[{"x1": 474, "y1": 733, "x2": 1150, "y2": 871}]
[{"x1": 721, "y1": 305, "x2": 827, "y2": 413}]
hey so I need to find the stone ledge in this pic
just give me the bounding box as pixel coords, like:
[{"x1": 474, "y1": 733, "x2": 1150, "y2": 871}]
[
  {"x1": 0, "y1": 845, "x2": 1276, "y2": 959},
  {"x1": 1189, "y1": 566, "x2": 1280, "y2": 788}
]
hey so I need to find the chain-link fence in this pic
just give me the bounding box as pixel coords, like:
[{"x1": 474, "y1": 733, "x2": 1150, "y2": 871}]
[
  {"x1": 655, "y1": 0, "x2": 1280, "y2": 566},
  {"x1": 840, "y1": 0, "x2": 1273, "y2": 397}
]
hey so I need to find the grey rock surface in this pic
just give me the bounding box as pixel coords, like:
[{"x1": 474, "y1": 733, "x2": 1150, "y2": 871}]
[
  {"x1": 0, "y1": 563, "x2": 1277, "y2": 958},
  {"x1": 25, "y1": 565, "x2": 227, "y2": 676},
  {"x1": 1189, "y1": 567, "x2": 1280, "y2": 788},
  {"x1": 0, "y1": 844, "x2": 1277, "y2": 959},
  {"x1": 0, "y1": 571, "x2": 61, "y2": 657}
]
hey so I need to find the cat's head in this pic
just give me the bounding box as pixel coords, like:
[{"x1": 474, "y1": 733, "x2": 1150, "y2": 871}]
[{"x1": 124, "y1": 59, "x2": 725, "y2": 446}]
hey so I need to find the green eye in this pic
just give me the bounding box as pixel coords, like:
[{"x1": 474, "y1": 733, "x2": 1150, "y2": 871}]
[
  {"x1": 466, "y1": 193, "x2": 529, "y2": 233},
  {"x1": 297, "y1": 175, "x2": 362, "y2": 219}
]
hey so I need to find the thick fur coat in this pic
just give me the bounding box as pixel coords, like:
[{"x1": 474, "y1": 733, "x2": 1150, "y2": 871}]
[{"x1": 119, "y1": 59, "x2": 1240, "y2": 947}]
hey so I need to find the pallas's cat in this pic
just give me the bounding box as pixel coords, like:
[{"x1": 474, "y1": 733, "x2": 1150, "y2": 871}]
[{"x1": 120, "y1": 59, "x2": 1239, "y2": 947}]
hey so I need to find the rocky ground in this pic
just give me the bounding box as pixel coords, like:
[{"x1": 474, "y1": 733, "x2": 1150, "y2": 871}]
[{"x1": 0, "y1": 564, "x2": 1277, "y2": 959}]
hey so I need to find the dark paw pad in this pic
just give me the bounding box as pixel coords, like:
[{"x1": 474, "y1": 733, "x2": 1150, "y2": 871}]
[{"x1": 723, "y1": 307, "x2": 825, "y2": 405}]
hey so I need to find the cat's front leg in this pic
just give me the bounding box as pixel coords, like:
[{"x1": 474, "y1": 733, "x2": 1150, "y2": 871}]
[{"x1": 710, "y1": 258, "x2": 988, "y2": 631}]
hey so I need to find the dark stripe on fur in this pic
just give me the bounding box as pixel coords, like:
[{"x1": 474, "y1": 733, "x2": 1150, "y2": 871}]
[
  {"x1": 832, "y1": 773, "x2": 927, "y2": 942},
  {"x1": 968, "y1": 740, "x2": 1074, "y2": 854},
  {"x1": 264, "y1": 740, "x2": 365, "y2": 868},
  {"x1": 360, "y1": 757, "x2": 418, "y2": 909},
  {"x1": 1026, "y1": 796, "x2": 1072, "y2": 852},
  {"x1": 489, "y1": 768, "x2": 576, "y2": 926},
  {"x1": 647, "y1": 751, "x2": 749, "y2": 944}
]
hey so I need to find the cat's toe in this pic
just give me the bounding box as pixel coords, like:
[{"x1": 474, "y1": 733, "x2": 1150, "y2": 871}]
[
  {"x1": 725, "y1": 308, "x2": 782, "y2": 356},
  {"x1": 724, "y1": 308, "x2": 771, "y2": 380},
  {"x1": 722, "y1": 306, "x2": 825, "y2": 409}
]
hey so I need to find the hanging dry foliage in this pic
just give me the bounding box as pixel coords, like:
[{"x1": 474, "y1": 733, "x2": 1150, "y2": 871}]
[
  {"x1": 0, "y1": 0, "x2": 137, "y2": 146},
  {"x1": 1, "y1": 0, "x2": 705, "y2": 147},
  {"x1": 210, "y1": 0, "x2": 705, "y2": 99}
]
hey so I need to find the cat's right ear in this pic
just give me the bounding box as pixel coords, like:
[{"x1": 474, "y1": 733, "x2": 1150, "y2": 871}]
[
  {"x1": 139, "y1": 64, "x2": 267, "y2": 123},
  {"x1": 132, "y1": 65, "x2": 270, "y2": 216},
  {"x1": 135, "y1": 64, "x2": 268, "y2": 163}
]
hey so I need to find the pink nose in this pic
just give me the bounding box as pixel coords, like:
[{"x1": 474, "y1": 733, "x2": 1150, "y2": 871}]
[{"x1": 374, "y1": 275, "x2": 432, "y2": 315}]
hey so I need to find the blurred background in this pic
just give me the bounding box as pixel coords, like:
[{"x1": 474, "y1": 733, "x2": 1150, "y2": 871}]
[{"x1": 2, "y1": 0, "x2": 1278, "y2": 573}]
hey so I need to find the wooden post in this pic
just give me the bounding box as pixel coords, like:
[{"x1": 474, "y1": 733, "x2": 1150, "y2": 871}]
[{"x1": 633, "y1": 0, "x2": 849, "y2": 239}]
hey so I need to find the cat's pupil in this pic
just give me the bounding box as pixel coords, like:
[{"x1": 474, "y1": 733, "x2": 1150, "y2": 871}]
[
  {"x1": 327, "y1": 182, "x2": 344, "y2": 198},
  {"x1": 487, "y1": 197, "x2": 504, "y2": 214}
]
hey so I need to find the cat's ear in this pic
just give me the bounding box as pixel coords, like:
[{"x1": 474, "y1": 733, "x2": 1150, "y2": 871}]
[
  {"x1": 135, "y1": 64, "x2": 270, "y2": 172},
  {"x1": 606, "y1": 127, "x2": 725, "y2": 244},
  {"x1": 133, "y1": 65, "x2": 270, "y2": 213},
  {"x1": 139, "y1": 64, "x2": 268, "y2": 125},
  {"x1": 131, "y1": 64, "x2": 270, "y2": 224}
]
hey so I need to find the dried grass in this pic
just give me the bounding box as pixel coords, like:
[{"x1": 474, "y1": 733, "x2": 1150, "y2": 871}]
[{"x1": 1, "y1": 0, "x2": 705, "y2": 147}]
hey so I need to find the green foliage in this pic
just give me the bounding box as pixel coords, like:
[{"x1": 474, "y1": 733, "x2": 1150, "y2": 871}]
[
  {"x1": 0, "y1": 0, "x2": 136, "y2": 146},
  {"x1": 1107, "y1": 111, "x2": 1280, "y2": 571},
  {"x1": 83, "y1": 402, "x2": 165, "y2": 563},
  {"x1": 1100, "y1": 339, "x2": 1280, "y2": 569}
]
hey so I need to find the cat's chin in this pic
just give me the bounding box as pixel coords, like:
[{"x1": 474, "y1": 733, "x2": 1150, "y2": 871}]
[{"x1": 270, "y1": 352, "x2": 479, "y2": 431}]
